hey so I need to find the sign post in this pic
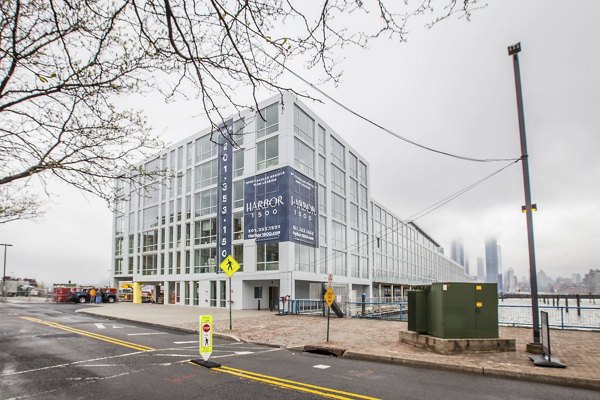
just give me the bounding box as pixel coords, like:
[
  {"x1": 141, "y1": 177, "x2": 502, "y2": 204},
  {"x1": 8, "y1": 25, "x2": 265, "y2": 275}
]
[
  {"x1": 219, "y1": 255, "x2": 241, "y2": 330},
  {"x1": 529, "y1": 311, "x2": 566, "y2": 368},
  {"x1": 324, "y1": 286, "x2": 335, "y2": 342},
  {"x1": 190, "y1": 315, "x2": 221, "y2": 368}
]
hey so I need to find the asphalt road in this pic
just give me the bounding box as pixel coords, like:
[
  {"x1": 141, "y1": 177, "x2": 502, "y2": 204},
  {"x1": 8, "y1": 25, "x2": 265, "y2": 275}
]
[{"x1": 1, "y1": 301, "x2": 598, "y2": 400}]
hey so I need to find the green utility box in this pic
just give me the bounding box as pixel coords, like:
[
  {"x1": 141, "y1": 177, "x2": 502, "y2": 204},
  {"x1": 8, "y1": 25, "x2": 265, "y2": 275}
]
[
  {"x1": 407, "y1": 290, "x2": 428, "y2": 333},
  {"x1": 408, "y1": 283, "x2": 499, "y2": 339},
  {"x1": 427, "y1": 282, "x2": 498, "y2": 339}
]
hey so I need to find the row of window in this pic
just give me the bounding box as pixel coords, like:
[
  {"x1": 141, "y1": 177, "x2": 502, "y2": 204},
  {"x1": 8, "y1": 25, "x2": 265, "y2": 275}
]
[{"x1": 114, "y1": 243, "x2": 278, "y2": 275}]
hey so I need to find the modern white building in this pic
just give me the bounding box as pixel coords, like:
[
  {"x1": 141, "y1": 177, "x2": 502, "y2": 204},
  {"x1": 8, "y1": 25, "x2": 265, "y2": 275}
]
[{"x1": 112, "y1": 92, "x2": 471, "y2": 309}]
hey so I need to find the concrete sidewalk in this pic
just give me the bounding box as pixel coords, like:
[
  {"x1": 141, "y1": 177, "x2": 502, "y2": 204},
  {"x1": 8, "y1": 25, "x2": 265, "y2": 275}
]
[{"x1": 75, "y1": 302, "x2": 600, "y2": 390}]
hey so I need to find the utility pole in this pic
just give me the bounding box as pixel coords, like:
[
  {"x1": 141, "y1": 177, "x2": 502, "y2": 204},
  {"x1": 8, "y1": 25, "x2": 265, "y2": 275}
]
[
  {"x1": 1, "y1": 243, "x2": 13, "y2": 301},
  {"x1": 508, "y1": 43, "x2": 541, "y2": 349}
]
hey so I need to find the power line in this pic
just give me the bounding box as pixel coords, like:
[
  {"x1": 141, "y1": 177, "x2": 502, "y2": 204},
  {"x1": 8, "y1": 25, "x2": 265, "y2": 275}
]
[
  {"x1": 274, "y1": 60, "x2": 520, "y2": 163},
  {"x1": 407, "y1": 160, "x2": 520, "y2": 221}
]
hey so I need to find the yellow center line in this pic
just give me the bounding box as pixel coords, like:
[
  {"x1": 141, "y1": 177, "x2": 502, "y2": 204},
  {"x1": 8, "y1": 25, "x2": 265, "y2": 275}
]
[
  {"x1": 19, "y1": 316, "x2": 154, "y2": 352},
  {"x1": 217, "y1": 365, "x2": 380, "y2": 400},
  {"x1": 186, "y1": 363, "x2": 379, "y2": 400}
]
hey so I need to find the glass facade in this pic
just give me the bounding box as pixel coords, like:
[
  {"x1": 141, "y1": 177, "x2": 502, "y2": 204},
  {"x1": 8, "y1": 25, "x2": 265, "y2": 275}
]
[{"x1": 113, "y1": 93, "x2": 470, "y2": 309}]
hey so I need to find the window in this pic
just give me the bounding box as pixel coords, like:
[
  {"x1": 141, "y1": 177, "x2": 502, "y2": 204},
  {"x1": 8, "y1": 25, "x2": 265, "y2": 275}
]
[
  {"x1": 129, "y1": 234, "x2": 134, "y2": 254},
  {"x1": 142, "y1": 254, "x2": 158, "y2": 275},
  {"x1": 350, "y1": 204, "x2": 359, "y2": 228},
  {"x1": 233, "y1": 244, "x2": 244, "y2": 271},
  {"x1": 115, "y1": 216, "x2": 124, "y2": 235},
  {"x1": 295, "y1": 244, "x2": 315, "y2": 272},
  {"x1": 294, "y1": 105, "x2": 314, "y2": 143},
  {"x1": 185, "y1": 223, "x2": 191, "y2": 246},
  {"x1": 195, "y1": 159, "x2": 217, "y2": 189},
  {"x1": 194, "y1": 188, "x2": 217, "y2": 216},
  {"x1": 195, "y1": 247, "x2": 216, "y2": 273},
  {"x1": 195, "y1": 218, "x2": 216, "y2": 245},
  {"x1": 332, "y1": 221, "x2": 346, "y2": 250},
  {"x1": 319, "y1": 247, "x2": 327, "y2": 274},
  {"x1": 359, "y1": 185, "x2": 368, "y2": 208},
  {"x1": 332, "y1": 193, "x2": 346, "y2": 221},
  {"x1": 294, "y1": 138, "x2": 314, "y2": 176},
  {"x1": 319, "y1": 215, "x2": 327, "y2": 246},
  {"x1": 350, "y1": 255, "x2": 360, "y2": 278},
  {"x1": 115, "y1": 237, "x2": 123, "y2": 256},
  {"x1": 318, "y1": 125, "x2": 326, "y2": 153},
  {"x1": 256, "y1": 103, "x2": 279, "y2": 138},
  {"x1": 257, "y1": 243, "x2": 279, "y2": 271},
  {"x1": 349, "y1": 178, "x2": 358, "y2": 203},
  {"x1": 254, "y1": 287, "x2": 263, "y2": 299},
  {"x1": 318, "y1": 155, "x2": 326, "y2": 184},
  {"x1": 142, "y1": 206, "x2": 159, "y2": 229},
  {"x1": 318, "y1": 185, "x2": 326, "y2": 214},
  {"x1": 331, "y1": 165, "x2": 345, "y2": 194},
  {"x1": 186, "y1": 142, "x2": 193, "y2": 166},
  {"x1": 233, "y1": 180, "x2": 244, "y2": 209},
  {"x1": 359, "y1": 161, "x2": 367, "y2": 185},
  {"x1": 177, "y1": 146, "x2": 183, "y2": 170},
  {"x1": 350, "y1": 229, "x2": 359, "y2": 253},
  {"x1": 185, "y1": 250, "x2": 191, "y2": 274},
  {"x1": 349, "y1": 153, "x2": 358, "y2": 177},
  {"x1": 256, "y1": 136, "x2": 278, "y2": 170},
  {"x1": 332, "y1": 250, "x2": 346, "y2": 276},
  {"x1": 233, "y1": 150, "x2": 244, "y2": 178},
  {"x1": 185, "y1": 196, "x2": 191, "y2": 220},
  {"x1": 233, "y1": 212, "x2": 243, "y2": 240},
  {"x1": 185, "y1": 170, "x2": 192, "y2": 193},
  {"x1": 142, "y1": 230, "x2": 158, "y2": 252},
  {"x1": 232, "y1": 119, "x2": 245, "y2": 147},
  {"x1": 195, "y1": 135, "x2": 217, "y2": 162},
  {"x1": 114, "y1": 258, "x2": 122, "y2": 275},
  {"x1": 360, "y1": 209, "x2": 368, "y2": 230},
  {"x1": 331, "y1": 137, "x2": 345, "y2": 167}
]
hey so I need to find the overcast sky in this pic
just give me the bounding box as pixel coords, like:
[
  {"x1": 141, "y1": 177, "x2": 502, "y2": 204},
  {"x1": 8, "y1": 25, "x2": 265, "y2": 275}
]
[{"x1": 2, "y1": 0, "x2": 599, "y2": 286}]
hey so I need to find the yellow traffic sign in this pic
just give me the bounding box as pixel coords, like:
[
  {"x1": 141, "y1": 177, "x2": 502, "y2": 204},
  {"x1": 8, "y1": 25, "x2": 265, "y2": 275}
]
[
  {"x1": 324, "y1": 287, "x2": 335, "y2": 308},
  {"x1": 219, "y1": 255, "x2": 240, "y2": 277},
  {"x1": 199, "y1": 315, "x2": 213, "y2": 361}
]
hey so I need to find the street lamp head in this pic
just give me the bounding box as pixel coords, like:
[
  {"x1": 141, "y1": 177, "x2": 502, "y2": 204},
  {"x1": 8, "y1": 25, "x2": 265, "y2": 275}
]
[{"x1": 508, "y1": 42, "x2": 521, "y2": 56}]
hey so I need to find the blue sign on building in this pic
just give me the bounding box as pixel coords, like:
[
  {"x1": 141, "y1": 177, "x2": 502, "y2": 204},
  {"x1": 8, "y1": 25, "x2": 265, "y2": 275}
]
[
  {"x1": 216, "y1": 120, "x2": 234, "y2": 270},
  {"x1": 244, "y1": 166, "x2": 318, "y2": 247}
]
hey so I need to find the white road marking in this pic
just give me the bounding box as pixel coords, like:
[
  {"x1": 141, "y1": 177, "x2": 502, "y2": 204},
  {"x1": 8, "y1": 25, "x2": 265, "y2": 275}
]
[
  {"x1": 313, "y1": 364, "x2": 331, "y2": 369},
  {"x1": 173, "y1": 341, "x2": 197, "y2": 344},
  {"x1": 94, "y1": 323, "x2": 106, "y2": 329},
  {"x1": 1, "y1": 351, "x2": 145, "y2": 376},
  {"x1": 234, "y1": 351, "x2": 254, "y2": 355},
  {"x1": 127, "y1": 332, "x2": 167, "y2": 336}
]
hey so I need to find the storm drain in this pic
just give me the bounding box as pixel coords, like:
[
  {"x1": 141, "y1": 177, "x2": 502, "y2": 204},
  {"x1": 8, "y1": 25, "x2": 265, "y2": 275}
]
[{"x1": 303, "y1": 345, "x2": 346, "y2": 357}]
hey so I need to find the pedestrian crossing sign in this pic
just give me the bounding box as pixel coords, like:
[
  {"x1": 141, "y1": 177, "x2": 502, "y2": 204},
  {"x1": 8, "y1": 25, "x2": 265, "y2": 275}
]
[
  {"x1": 219, "y1": 255, "x2": 240, "y2": 277},
  {"x1": 199, "y1": 315, "x2": 213, "y2": 361}
]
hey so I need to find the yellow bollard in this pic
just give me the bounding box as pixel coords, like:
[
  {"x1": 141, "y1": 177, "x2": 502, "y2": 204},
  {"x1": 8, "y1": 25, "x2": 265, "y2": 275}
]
[{"x1": 133, "y1": 282, "x2": 142, "y2": 304}]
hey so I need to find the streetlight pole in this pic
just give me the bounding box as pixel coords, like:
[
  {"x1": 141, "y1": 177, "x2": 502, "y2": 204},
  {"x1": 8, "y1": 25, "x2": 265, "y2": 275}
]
[
  {"x1": 1, "y1": 243, "x2": 13, "y2": 300},
  {"x1": 508, "y1": 43, "x2": 541, "y2": 349}
]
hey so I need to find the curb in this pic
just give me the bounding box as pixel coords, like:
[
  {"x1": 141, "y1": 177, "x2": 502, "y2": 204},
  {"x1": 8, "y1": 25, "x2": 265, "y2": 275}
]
[{"x1": 342, "y1": 350, "x2": 600, "y2": 391}]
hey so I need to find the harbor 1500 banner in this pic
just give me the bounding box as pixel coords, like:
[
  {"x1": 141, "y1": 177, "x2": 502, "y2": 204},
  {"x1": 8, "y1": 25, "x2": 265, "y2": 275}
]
[{"x1": 244, "y1": 166, "x2": 318, "y2": 247}]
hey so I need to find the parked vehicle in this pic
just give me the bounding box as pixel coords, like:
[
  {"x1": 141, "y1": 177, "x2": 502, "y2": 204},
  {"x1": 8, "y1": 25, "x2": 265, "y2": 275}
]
[{"x1": 68, "y1": 288, "x2": 118, "y2": 303}]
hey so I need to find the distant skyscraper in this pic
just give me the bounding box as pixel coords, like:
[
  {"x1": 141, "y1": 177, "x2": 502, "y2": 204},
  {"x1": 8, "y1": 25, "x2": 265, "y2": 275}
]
[
  {"x1": 477, "y1": 257, "x2": 485, "y2": 282},
  {"x1": 451, "y1": 240, "x2": 465, "y2": 268},
  {"x1": 464, "y1": 258, "x2": 470, "y2": 276},
  {"x1": 485, "y1": 237, "x2": 502, "y2": 291}
]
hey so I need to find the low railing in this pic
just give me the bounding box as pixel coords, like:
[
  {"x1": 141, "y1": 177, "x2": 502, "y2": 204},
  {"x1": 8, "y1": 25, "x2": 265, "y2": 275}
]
[
  {"x1": 280, "y1": 298, "x2": 600, "y2": 331},
  {"x1": 498, "y1": 304, "x2": 600, "y2": 330}
]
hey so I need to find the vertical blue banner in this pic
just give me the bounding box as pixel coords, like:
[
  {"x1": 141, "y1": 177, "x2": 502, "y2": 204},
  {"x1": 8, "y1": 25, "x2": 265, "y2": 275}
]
[{"x1": 217, "y1": 120, "x2": 234, "y2": 271}]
